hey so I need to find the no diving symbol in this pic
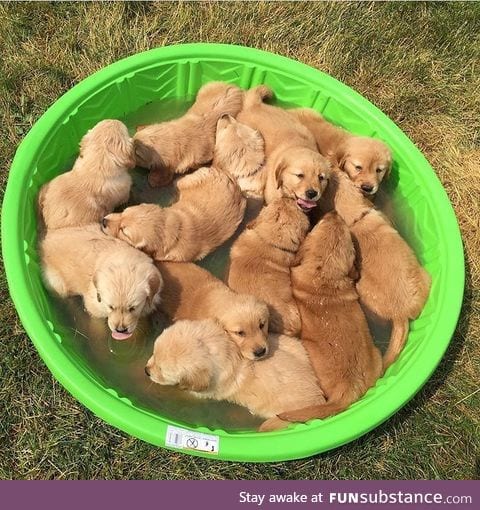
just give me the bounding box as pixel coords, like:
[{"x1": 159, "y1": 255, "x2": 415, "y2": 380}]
[{"x1": 186, "y1": 437, "x2": 198, "y2": 449}]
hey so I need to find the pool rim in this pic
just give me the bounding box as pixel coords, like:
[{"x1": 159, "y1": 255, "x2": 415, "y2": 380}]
[{"x1": 1, "y1": 43, "x2": 465, "y2": 462}]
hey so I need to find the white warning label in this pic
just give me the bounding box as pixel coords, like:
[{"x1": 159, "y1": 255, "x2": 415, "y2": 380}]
[{"x1": 165, "y1": 425, "x2": 219, "y2": 454}]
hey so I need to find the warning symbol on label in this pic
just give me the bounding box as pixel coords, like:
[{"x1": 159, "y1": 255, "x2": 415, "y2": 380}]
[{"x1": 186, "y1": 437, "x2": 198, "y2": 449}]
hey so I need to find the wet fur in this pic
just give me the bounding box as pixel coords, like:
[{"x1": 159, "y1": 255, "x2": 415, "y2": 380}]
[
  {"x1": 38, "y1": 120, "x2": 134, "y2": 230},
  {"x1": 155, "y1": 261, "x2": 270, "y2": 361},
  {"x1": 146, "y1": 319, "x2": 325, "y2": 431},
  {"x1": 227, "y1": 198, "x2": 309, "y2": 335},
  {"x1": 134, "y1": 82, "x2": 244, "y2": 187},
  {"x1": 278, "y1": 213, "x2": 383, "y2": 423}
]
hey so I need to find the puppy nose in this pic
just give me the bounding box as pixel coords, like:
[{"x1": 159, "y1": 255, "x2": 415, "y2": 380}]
[
  {"x1": 361, "y1": 184, "x2": 374, "y2": 193},
  {"x1": 115, "y1": 326, "x2": 128, "y2": 333},
  {"x1": 305, "y1": 189, "x2": 318, "y2": 200},
  {"x1": 144, "y1": 366, "x2": 150, "y2": 377},
  {"x1": 102, "y1": 217, "x2": 108, "y2": 228},
  {"x1": 253, "y1": 346, "x2": 267, "y2": 359}
]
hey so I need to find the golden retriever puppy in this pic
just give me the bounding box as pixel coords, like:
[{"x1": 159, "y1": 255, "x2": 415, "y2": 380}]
[
  {"x1": 227, "y1": 198, "x2": 309, "y2": 336},
  {"x1": 40, "y1": 224, "x2": 162, "y2": 340},
  {"x1": 145, "y1": 319, "x2": 326, "y2": 431},
  {"x1": 237, "y1": 86, "x2": 331, "y2": 209},
  {"x1": 290, "y1": 108, "x2": 392, "y2": 196},
  {"x1": 38, "y1": 120, "x2": 135, "y2": 230},
  {"x1": 134, "y1": 82, "x2": 243, "y2": 187},
  {"x1": 156, "y1": 261, "x2": 269, "y2": 361},
  {"x1": 278, "y1": 212, "x2": 383, "y2": 424},
  {"x1": 102, "y1": 166, "x2": 246, "y2": 262},
  {"x1": 214, "y1": 114, "x2": 266, "y2": 199},
  {"x1": 320, "y1": 169, "x2": 432, "y2": 369}
]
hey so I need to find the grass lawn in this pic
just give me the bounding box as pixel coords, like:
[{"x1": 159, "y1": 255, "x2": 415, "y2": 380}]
[{"x1": 0, "y1": 2, "x2": 478, "y2": 480}]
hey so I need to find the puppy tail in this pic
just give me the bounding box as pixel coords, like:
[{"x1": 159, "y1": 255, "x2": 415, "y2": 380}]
[
  {"x1": 277, "y1": 398, "x2": 353, "y2": 424},
  {"x1": 258, "y1": 417, "x2": 291, "y2": 433},
  {"x1": 243, "y1": 85, "x2": 273, "y2": 108},
  {"x1": 383, "y1": 318, "x2": 409, "y2": 371}
]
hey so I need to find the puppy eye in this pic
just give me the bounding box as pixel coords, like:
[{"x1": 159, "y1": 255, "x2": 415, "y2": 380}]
[
  {"x1": 355, "y1": 165, "x2": 362, "y2": 172},
  {"x1": 108, "y1": 305, "x2": 115, "y2": 311},
  {"x1": 129, "y1": 306, "x2": 136, "y2": 312},
  {"x1": 235, "y1": 330, "x2": 246, "y2": 337},
  {"x1": 259, "y1": 321, "x2": 265, "y2": 329},
  {"x1": 376, "y1": 168, "x2": 384, "y2": 174},
  {"x1": 295, "y1": 173, "x2": 304, "y2": 179},
  {"x1": 319, "y1": 173, "x2": 326, "y2": 181},
  {"x1": 96, "y1": 292, "x2": 102, "y2": 303}
]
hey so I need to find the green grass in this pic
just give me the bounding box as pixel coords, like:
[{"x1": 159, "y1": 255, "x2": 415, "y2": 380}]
[{"x1": 0, "y1": 1, "x2": 479, "y2": 480}]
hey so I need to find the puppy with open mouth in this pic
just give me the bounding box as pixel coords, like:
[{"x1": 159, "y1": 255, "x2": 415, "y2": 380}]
[
  {"x1": 236, "y1": 85, "x2": 331, "y2": 209},
  {"x1": 289, "y1": 108, "x2": 392, "y2": 198},
  {"x1": 40, "y1": 224, "x2": 163, "y2": 341}
]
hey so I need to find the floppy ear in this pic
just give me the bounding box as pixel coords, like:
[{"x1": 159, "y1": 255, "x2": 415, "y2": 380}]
[
  {"x1": 92, "y1": 273, "x2": 101, "y2": 302},
  {"x1": 274, "y1": 158, "x2": 287, "y2": 189},
  {"x1": 178, "y1": 368, "x2": 211, "y2": 392},
  {"x1": 146, "y1": 270, "x2": 162, "y2": 306}
]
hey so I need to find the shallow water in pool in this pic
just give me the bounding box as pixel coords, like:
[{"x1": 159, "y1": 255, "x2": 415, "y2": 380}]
[{"x1": 50, "y1": 97, "x2": 394, "y2": 431}]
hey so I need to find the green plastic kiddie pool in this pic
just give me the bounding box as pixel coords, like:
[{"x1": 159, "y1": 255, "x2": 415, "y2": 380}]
[{"x1": 2, "y1": 44, "x2": 464, "y2": 462}]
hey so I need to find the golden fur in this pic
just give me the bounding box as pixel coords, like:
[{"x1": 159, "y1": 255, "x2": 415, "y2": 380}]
[
  {"x1": 214, "y1": 114, "x2": 266, "y2": 199},
  {"x1": 155, "y1": 261, "x2": 270, "y2": 361},
  {"x1": 227, "y1": 198, "x2": 309, "y2": 336},
  {"x1": 38, "y1": 120, "x2": 135, "y2": 230},
  {"x1": 40, "y1": 224, "x2": 162, "y2": 339},
  {"x1": 290, "y1": 108, "x2": 392, "y2": 196},
  {"x1": 102, "y1": 165, "x2": 246, "y2": 262},
  {"x1": 145, "y1": 319, "x2": 326, "y2": 431},
  {"x1": 133, "y1": 82, "x2": 243, "y2": 187},
  {"x1": 320, "y1": 169, "x2": 432, "y2": 369},
  {"x1": 237, "y1": 86, "x2": 331, "y2": 209},
  {"x1": 279, "y1": 212, "x2": 383, "y2": 423}
]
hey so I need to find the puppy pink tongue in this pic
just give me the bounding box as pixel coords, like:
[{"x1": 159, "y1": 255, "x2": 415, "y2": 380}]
[
  {"x1": 297, "y1": 198, "x2": 317, "y2": 210},
  {"x1": 111, "y1": 331, "x2": 133, "y2": 340}
]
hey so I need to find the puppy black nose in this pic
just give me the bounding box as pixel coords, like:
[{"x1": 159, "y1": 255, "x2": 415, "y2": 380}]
[
  {"x1": 361, "y1": 184, "x2": 374, "y2": 193},
  {"x1": 144, "y1": 366, "x2": 150, "y2": 377},
  {"x1": 102, "y1": 217, "x2": 108, "y2": 228},
  {"x1": 115, "y1": 326, "x2": 128, "y2": 333},
  {"x1": 254, "y1": 346, "x2": 267, "y2": 359},
  {"x1": 305, "y1": 189, "x2": 318, "y2": 200}
]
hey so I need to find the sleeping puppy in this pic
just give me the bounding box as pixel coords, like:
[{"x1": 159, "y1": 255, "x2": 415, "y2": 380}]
[
  {"x1": 214, "y1": 114, "x2": 266, "y2": 199},
  {"x1": 102, "y1": 165, "x2": 246, "y2": 262},
  {"x1": 145, "y1": 319, "x2": 326, "y2": 431},
  {"x1": 227, "y1": 198, "x2": 309, "y2": 336},
  {"x1": 320, "y1": 169, "x2": 431, "y2": 369},
  {"x1": 237, "y1": 86, "x2": 330, "y2": 209},
  {"x1": 278, "y1": 212, "x2": 383, "y2": 424},
  {"x1": 134, "y1": 82, "x2": 243, "y2": 187},
  {"x1": 155, "y1": 261, "x2": 270, "y2": 361},
  {"x1": 40, "y1": 224, "x2": 162, "y2": 340},
  {"x1": 290, "y1": 108, "x2": 392, "y2": 196},
  {"x1": 38, "y1": 120, "x2": 135, "y2": 230}
]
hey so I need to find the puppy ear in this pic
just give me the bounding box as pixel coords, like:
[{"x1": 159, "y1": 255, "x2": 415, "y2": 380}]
[
  {"x1": 92, "y1": 273, "x2": 101, "y2": 302},
  {"x1": 178, "y1": 368, "x2": 210, "y2": 392},
  {"x1": 333, "y1": 145, "x2": 347, "y2": 170},
  {"x1": 146, "y1": 270, "x2": 162, "y2": 306},
  {"x1": 274, "y1": 158, "x2": 286, "y2": 189}
]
